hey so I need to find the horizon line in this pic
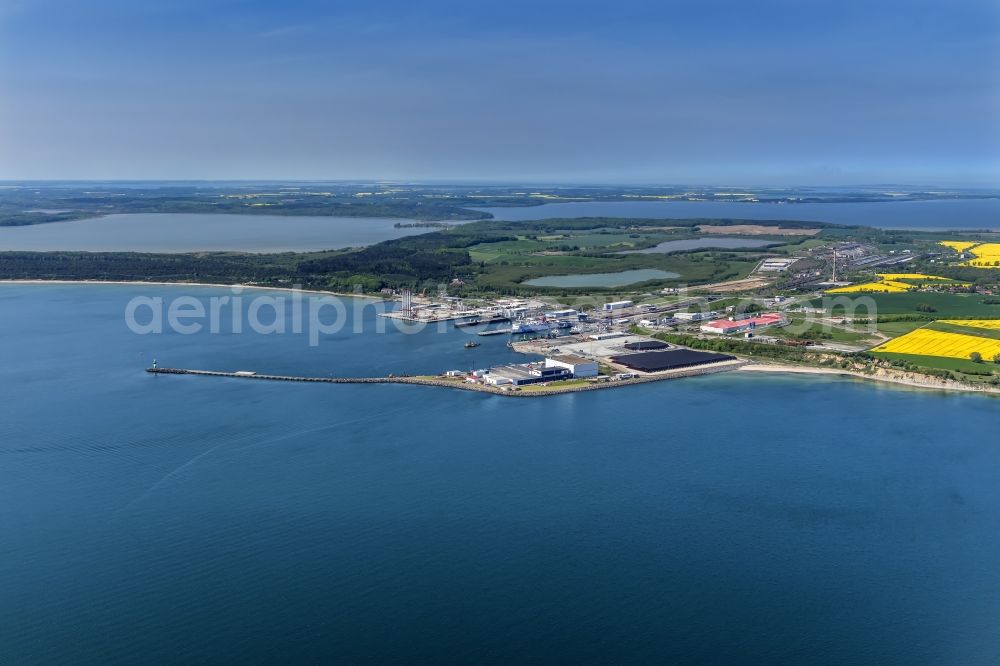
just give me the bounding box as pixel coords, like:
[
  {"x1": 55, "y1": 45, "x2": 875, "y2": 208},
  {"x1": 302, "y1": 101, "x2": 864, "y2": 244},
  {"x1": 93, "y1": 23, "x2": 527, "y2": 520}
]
[{"x1": 2, "y1": 179, "x2": 999, "y2": 192}]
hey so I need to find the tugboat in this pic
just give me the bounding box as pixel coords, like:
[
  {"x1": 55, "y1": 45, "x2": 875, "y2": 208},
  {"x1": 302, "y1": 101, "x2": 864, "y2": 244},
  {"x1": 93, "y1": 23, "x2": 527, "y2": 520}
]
[{"x1": 464, "y1": 341, "x2": 481, "y2": 348}]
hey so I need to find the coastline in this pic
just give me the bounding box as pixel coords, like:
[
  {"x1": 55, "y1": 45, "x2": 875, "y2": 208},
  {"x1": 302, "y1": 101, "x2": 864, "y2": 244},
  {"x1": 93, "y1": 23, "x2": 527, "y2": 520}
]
[
  {"x1": 0, "y1": 279, "x2": 387, "y2": 301},
  {"x1": 740, "y1": 362, "x2": 1000, "y2": 396},
  {"x1": 3, "y1": 279, "x2": 998, "y2": 399}
]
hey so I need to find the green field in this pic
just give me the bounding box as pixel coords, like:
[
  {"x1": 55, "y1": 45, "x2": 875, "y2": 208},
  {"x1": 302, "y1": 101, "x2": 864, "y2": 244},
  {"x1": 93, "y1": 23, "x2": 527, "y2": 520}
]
[
  {"x1": 869, "y1": 319, "x2": 1000, "y2": 379},
  {"x1": 873, "y1": 320, "x2": 929, "y2": 337},
  {"x1": 870, "y1": 351, "x2": 1000, "y2": 377},
  {"x1": 767, "y1": 315, "x2": 870, "y2": 343},
  {"x1": 925, "y1": 321, "x2": 1000, "y2": 341},
  {"x1": 818, "y1": 292, "x2": 1000, "y2": 318}
]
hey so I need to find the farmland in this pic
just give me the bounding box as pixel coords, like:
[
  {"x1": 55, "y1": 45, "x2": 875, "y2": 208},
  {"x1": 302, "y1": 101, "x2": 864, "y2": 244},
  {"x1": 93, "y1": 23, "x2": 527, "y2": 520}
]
[
  {"x1": 825, "y1": 273, "x2": 963, "y2": 294},
  {"x1": 964, "y1": 243, "x2": 1000, "y2": 267},
  {"x1": 939, "y1": 240, "x2": 980, "y2": 254},
  {"x1": 939, "y1": 240, "x2": 1000, "y2": 268},
  {"x1": 869, "y1": 319, "x2": 1000, "y2": 382},
  {"x1": 826, "y1": 280, "x2": 911, "y2": 294},
  {"x1": 877, "y1": 273, "x2": 952, "y2": 281},
  {"x1": 872, "y1": 326, "x2": 1000, "y2": 360},
  {"x1": 941, "y1": 319, "x2": 1000, "y2": 330},
  {"x1": 871, "y1": 352, "x2": 1000, "y2": 376},
  {"x1": 821, "y1": 292, "x2": 1000, "y2": 318},
  {"x1": 869, "y1": 319, "x2": 1000, "y2": 384}
]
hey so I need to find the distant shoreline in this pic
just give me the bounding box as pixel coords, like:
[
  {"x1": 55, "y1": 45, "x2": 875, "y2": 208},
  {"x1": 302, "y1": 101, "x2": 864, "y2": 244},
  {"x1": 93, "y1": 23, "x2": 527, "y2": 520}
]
[{"x1": 0, "y1": 279, "x2": 387, "y2": 301}]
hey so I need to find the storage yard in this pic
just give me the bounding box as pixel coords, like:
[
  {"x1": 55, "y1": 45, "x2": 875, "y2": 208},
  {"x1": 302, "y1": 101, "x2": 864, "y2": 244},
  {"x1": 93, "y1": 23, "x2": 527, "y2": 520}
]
[{"x1": 610, "y1": 349, "x2": 737, "y2": 372}]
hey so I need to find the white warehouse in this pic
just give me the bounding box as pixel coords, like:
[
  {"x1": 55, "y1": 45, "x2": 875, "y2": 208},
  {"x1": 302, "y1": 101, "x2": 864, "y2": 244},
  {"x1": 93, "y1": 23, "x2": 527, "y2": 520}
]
[
  {"x1": 674, "y1": 311, "x2": 717, "y2": 322},
  {"x1": 602, "y1": 300, "x2": 634, "y2": 311},
  {"x1": 545, "y1": 354, "x2": 599, "y2": 378}
]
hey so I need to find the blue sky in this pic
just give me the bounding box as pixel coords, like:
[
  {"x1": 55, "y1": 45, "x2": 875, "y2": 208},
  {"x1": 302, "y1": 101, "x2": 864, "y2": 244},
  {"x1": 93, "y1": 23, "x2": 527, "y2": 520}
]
[{"x1": 1, "y1": 0, "x2": 997, "y2": 185}]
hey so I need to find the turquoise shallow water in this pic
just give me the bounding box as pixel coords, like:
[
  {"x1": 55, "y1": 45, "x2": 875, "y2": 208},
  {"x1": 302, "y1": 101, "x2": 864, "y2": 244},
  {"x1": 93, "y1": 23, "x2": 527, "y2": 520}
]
[{"x1": 2, "y1": 284, "x2": 1000, "y2": 663}]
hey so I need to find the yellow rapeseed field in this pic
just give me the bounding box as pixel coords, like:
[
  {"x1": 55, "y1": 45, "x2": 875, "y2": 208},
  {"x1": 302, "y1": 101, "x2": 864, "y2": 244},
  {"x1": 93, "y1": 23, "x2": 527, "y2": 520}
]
[
  {"x1": 936, "y1": 240, "x2": 1000, "y2": 268},
  {"x1": 826, "y1": 280, "x2": 911, "y2": 294},
  {"x1": 963, "y1": 243, "x2": 1000, "y2": 268},
  {"x1": 825, "y1": 273, "x2": 959, "y2": 294},
  {"x1": 938, "y1": 240, "x2": 979, "y2": 254},
  {"x1": 872, "y1": 328, "x2": 1000, "y2": 360},
  {"x1": 941, "y1": 320, "x2": 1000, "y2": 330}
]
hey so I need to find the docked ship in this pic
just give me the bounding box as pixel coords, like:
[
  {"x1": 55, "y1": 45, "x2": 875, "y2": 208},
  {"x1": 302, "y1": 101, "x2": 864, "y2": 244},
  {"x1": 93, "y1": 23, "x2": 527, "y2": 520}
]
[
  {"x1": 456, "y1": 315, "x2": 511, "y2": 329},
  {"x1": 511, "y1": 320, "x2": 553, "y2": 334}
]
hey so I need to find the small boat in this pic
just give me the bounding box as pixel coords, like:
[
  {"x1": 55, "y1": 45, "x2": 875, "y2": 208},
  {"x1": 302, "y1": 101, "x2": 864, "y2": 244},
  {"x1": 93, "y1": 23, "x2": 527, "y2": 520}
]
[{"x1": 464, "y1": 341, "x2": 481, "y2": 348}]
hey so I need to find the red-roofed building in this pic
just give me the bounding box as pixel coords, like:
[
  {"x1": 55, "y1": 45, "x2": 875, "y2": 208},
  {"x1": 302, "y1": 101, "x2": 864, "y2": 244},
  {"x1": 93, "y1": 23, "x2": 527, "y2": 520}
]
[{"x1": 700, "y1": 312, "x2": 785, "y2": 335}]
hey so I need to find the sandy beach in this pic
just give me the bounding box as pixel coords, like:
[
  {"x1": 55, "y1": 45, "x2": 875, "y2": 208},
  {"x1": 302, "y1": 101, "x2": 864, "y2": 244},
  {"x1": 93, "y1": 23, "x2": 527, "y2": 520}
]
[{"x1": 740, "y1": 362, "x2": 1000, "y2": 396}]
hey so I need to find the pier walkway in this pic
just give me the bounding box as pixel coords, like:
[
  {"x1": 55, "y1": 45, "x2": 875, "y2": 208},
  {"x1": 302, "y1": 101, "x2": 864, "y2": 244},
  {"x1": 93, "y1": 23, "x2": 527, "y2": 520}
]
[{"x1": 147, "y1": 359, "x2": 747, "y2": 397}]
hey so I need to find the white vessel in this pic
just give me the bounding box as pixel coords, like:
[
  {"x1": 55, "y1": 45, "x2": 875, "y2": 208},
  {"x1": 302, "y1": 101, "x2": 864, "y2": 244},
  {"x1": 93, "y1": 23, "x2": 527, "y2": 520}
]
[{"x1": 511, "y1": 320, "x2": 553, "y2": 334}]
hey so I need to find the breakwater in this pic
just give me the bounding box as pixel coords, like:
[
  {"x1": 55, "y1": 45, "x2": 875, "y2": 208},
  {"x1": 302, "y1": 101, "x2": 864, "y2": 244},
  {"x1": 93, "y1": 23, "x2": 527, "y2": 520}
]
[{"x1": 146, "y1": 360, "x2": 747, "y2": 397}]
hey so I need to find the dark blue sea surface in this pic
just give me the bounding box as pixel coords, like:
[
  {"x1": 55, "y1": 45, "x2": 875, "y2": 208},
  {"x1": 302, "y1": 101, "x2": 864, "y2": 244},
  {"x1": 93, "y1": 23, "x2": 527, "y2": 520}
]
[
  {"x1": 2, "y1": 284, "x2": 999, "y2": 663},
  {"x1": 474, "y1": 198, "x2": 1000, "y2": 230}
]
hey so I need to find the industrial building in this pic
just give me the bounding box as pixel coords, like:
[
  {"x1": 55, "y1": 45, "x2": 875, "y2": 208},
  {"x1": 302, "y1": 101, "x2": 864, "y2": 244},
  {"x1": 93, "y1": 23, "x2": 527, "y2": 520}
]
[
  {"x1": 544, "y1": 354, "x2": 599, "y2": 378},
  {"x1": 700, "y1": 312, "x2": 784, "y2": 335},
  {"x1": 588, "y1": 331, "x2": 628, "y2": 341},
  {"x1": 602, "y1": 300, "x2": 634, "y2": 311},
  {"x1": 756, "y1": 257, "x2": 798, "y2": 272},
  {"x1": 484, "y1": 363, "x2": 572, "y2": 386},
  {"x1": 674, "y1": 311, "x2": 718, "y2": 322}
]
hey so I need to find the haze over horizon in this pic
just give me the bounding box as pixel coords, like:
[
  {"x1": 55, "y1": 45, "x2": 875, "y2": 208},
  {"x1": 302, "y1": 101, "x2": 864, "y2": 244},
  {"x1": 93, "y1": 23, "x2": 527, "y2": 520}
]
[{"x1": 1, "y1": 0, "x2": 998, "y2": 186}]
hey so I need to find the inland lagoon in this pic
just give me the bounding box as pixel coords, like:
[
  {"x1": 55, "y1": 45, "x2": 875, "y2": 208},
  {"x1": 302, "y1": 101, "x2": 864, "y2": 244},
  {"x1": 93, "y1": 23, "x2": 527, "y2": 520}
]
[
  {"x1": 521, "y1": 268, "x2": 680, "y2": 287},
  {"x1": 0, "y1": 213, "x2": 429, "y2": 253},
  {"x1": 474, "y1": 198, "x2": 1000, "y2": 231}
]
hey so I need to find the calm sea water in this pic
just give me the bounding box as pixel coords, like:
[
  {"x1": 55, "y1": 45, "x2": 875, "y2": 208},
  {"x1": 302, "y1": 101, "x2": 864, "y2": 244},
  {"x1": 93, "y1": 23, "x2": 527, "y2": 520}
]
[
  {"x1": 522, "y1": 268, "x2": 679, "y2": 287},
  {"x1": 3, "y1": 284, "x2": 1000, "y2": 663},
  {"x1": 0, "y1": 213, "x2": 428, "y2": 252},
  {"x1": 474, "y1": 198, "x2": 1000, "y2": 230}
]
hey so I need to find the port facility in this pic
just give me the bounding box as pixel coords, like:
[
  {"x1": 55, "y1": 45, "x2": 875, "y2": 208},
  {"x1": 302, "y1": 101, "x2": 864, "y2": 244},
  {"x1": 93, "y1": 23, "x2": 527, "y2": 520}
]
[{"x1": 610, "y1": 349, "x2": 737, "y2": 372}]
